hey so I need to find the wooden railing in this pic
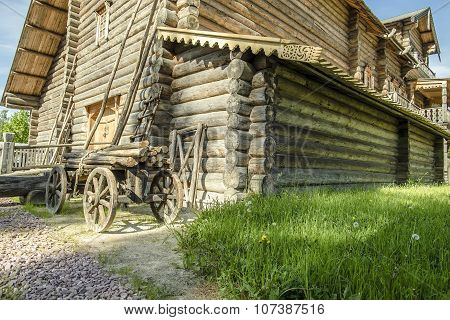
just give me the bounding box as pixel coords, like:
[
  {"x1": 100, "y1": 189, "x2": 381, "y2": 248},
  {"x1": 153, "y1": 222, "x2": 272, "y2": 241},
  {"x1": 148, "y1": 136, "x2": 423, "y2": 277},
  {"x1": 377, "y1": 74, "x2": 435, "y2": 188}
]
[
  {"x1": 388, "y1": 92, "x2": 449, "y2": 128},
  {"x1": 419, "y1": 108, "x2": 449, "y2": 125},
  {"x1": 12, "y1": 145, "x2": 55, "y2": 171},
  {"x1": 1, "y1": 133, "x2": 113, "y2": 175},
  {"x1": 388, "y1": 92, "x2": 422, "y2": 114}
]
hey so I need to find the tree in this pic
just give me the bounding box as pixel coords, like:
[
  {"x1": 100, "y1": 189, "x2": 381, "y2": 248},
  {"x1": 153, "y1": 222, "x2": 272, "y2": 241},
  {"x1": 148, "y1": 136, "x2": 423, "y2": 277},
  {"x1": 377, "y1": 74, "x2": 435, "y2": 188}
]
[{"x1": 1, "y1": 110, "x2": 30, "y2": 143}]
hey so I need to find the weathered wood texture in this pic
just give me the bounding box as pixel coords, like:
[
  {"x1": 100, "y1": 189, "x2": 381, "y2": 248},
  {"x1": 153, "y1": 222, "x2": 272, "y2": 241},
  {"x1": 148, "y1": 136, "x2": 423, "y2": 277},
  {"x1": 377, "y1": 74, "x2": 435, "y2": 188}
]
[
  {"x1": 198, "y1": 0, "x2": 350, "y2": 72},
  {"x1": 0, "y1": 175, "x2": 48, "y2": 198},
  {"x1": 408, "y1": 124, "x2": 436, "y2": 183},
  {"x1": 169, "y1": 45, "x2": 231, "y2": 203},
  {"x1": 273, "y1": 64, "x2": 401, "y2": 187}
]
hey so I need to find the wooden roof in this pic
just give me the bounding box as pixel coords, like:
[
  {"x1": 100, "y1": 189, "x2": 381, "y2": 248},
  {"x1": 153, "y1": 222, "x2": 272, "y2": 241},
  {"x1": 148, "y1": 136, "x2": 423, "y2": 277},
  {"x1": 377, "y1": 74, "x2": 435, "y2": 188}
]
[
  {"x1": 382, "y1": 7, "x2": 440, "y2": 56},
  {"x1": 0, "y1": 0, "x2": 68, "y2": 108}
]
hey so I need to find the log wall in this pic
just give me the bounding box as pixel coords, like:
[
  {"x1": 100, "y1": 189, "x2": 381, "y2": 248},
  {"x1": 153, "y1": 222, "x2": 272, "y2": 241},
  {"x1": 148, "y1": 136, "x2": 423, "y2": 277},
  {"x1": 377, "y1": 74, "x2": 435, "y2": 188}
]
[
  {"x1": 198, "y1": 0, "x2": 351, "y2": 73},
  {"x1": 409, "y1": 124, "x2": 435, "y2": 183},
  {"x1": 170, "y1": 46, "x2": 232, "y2": 204},
  {"x1": 273, "y1": 64, "x2": 400, "y2": 188},
  {"x1": 66, "y1": 0, "x2": 178, "y2": 149}
]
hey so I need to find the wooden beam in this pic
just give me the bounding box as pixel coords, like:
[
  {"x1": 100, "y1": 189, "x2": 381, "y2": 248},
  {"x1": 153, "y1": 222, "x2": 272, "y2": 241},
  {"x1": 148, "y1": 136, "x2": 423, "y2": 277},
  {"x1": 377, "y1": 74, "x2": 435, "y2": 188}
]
[
  {"x1": 4, "y1": 92, "x2": 40, "y2": 102},
  {"x1": 18, "y1": 47, "x2": 54, "y2": 60},
  {"x1": 33, "y1": 0, "x2": 68, "y2": 15},
  {"x1": 25, "y1": 23, "x2": 64, "y2": 38},
  {"x1": 12, "y1": 71, "x2": 46, "y2": 82}
]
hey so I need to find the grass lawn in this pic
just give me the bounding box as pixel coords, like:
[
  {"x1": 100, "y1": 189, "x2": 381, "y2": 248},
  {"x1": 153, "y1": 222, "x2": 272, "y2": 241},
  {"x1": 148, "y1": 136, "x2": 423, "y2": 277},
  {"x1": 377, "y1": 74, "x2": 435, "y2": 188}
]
[{"x1": 178, "y1": 185, "x2": 449, "y2": 300}]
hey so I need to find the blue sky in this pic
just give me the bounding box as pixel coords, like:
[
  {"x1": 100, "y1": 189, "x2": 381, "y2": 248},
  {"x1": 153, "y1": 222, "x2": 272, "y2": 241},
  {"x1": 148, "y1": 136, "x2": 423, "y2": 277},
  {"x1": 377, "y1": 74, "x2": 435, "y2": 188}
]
[{"x1": 0, "y1": 0, "x2": 449, "y2": 115}]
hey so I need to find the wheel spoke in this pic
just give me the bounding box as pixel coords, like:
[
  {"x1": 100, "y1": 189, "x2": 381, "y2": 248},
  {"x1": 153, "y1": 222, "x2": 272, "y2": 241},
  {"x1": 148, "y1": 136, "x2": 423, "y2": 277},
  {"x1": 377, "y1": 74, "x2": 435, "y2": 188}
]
[
  {"x1": 55, "y1": 190, "x2": 62, "y2": 198},
  {"x1": 156, "y1": 200, "x2": 165, "y2": 213},
  {"x1": 167, "y1": 199, "x2": 175, "y2": 211},
  {"x1": 99, "y1": 186, "x2": 109, "y2": 198},
  {"x1": 99, "y1": 199, "x2": 110, "y2": 209},
  {"x1": 93, "y1": 176, "x2": 99, "y2": 194},
  {"x1": 98, "y1": 175, "x2": 105, "y2": 192},
  {"x1": 93, "y1": 207, "x2": 100, "y2": 224},
  {"x1": 87, "y1": 204, "x2": 95, "y2": 214},
  {"x1": 98, "y1": 205, "x2": 106, "y2": 225}
]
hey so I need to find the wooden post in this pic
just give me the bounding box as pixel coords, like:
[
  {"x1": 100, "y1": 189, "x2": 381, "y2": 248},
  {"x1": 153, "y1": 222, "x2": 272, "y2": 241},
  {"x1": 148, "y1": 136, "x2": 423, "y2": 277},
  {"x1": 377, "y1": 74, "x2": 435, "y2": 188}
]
[{"x1": 0, "y1": 133, "x2": 15, "y2": 175}]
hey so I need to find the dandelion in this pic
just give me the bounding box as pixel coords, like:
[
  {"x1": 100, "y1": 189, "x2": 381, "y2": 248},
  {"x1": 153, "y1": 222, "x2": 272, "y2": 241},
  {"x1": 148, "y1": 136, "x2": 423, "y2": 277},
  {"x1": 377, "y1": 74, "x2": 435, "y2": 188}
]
[
  {"x1": 353, "y1": 221, "x2": 360, "y2": 229},
  {"x1": 259, "y1": 234, "x2": 270, "y2": 245},
  {"x1": 411, "y1": 234, "x2": 420, "y2": 241}
]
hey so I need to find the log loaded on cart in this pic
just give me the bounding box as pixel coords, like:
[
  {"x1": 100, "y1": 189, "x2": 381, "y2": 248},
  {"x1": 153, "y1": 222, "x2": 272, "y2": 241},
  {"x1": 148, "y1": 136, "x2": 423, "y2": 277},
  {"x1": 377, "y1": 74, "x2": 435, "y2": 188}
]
[{"x1": 42, "y1": 0, "x2": 206, "y2": 232}]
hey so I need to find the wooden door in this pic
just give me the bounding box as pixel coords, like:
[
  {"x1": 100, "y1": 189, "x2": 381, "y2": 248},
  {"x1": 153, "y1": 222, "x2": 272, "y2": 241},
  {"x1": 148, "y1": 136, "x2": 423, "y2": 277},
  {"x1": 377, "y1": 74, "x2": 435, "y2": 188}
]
[{"x1": 86, "y1": 96, "x2": 120, "y2": 149}]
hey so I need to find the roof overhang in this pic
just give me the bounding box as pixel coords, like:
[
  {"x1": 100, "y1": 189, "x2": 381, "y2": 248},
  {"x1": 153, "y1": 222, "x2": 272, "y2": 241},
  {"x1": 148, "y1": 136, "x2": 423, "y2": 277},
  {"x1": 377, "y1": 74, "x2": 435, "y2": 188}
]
[
  {"x1": 382, "y1": 7, "x2": 441, "y2": 57},
  {"x1": 157, "y1": 27, "x2": 449, "y2": 139},
  {"x1": 157, "y1": 27, "x2": 323, "y2": 63},
  {"x1": 0, "y1": 0, "x2": 68, "y2": 109}
]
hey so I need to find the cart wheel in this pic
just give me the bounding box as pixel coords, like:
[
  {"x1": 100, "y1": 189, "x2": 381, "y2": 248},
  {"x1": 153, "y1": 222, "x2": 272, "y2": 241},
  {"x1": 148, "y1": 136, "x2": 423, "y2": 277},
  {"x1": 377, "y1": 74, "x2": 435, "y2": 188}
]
[
  {"x1": 150, "y1": 171, "x2": 183, "y2": 224},
  {"x1": 83, "y1": 168, "x2": 118, "y2": 233},
  {"x1": 45, "y1": 166, "x2": 67, "y2": 214}
]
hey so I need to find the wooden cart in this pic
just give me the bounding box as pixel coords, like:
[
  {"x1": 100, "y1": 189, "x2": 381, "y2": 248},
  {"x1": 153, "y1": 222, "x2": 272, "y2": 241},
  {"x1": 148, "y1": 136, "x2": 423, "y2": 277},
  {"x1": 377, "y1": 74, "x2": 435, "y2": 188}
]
[{"x1": 44, "y1": 143, "x2": 184, "y2": 233}]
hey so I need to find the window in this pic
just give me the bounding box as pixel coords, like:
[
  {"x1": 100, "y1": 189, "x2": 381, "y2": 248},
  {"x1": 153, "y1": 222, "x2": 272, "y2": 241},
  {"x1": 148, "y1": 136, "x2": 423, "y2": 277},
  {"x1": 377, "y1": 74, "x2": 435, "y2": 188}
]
[{"x1": 96, "y1": 2, "x2": 111, "y2": 45}]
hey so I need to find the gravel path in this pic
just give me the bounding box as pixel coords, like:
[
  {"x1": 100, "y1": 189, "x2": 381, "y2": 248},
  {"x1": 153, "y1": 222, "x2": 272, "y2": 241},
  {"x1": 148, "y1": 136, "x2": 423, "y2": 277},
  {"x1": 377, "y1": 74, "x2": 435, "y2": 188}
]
[{"x1": 0, "y1": 201, "x2": 140, "y2": 300}]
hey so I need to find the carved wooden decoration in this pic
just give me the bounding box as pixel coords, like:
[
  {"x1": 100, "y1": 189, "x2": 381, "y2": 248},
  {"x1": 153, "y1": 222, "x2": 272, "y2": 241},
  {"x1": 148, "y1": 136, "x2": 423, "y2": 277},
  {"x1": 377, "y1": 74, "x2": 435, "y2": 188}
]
[{"x1": 157, "y1": 27, "x2": 323, "y2": 63}]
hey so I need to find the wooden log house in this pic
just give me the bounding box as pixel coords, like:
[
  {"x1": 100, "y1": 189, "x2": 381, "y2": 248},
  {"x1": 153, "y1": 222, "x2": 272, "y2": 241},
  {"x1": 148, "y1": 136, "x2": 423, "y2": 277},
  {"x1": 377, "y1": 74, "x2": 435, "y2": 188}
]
[{"x1": 1, "y1": 0, "x2": 449, "y2": 205}]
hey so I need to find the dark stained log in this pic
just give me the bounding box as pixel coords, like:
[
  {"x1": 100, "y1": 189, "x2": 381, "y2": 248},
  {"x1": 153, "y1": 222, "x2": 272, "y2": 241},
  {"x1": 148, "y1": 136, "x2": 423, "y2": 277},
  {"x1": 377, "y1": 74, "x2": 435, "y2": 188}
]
[{"x1": 0, "y1": 175, "x2": 49, "y2": 198}]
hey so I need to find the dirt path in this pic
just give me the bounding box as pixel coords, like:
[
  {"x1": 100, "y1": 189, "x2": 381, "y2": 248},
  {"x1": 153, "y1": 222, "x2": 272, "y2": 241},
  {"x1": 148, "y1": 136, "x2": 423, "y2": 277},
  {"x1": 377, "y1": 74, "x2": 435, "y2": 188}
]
[{"x1": 0, "y1": 199, "x2": 212, "y2": 300}]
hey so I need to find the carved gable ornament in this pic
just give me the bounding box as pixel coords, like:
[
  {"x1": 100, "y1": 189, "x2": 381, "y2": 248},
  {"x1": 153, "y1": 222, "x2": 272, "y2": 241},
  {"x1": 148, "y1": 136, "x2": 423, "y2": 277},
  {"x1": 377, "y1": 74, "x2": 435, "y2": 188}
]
[{"x1": 157, "y1": 27, "x2": 323, "y2": 63}]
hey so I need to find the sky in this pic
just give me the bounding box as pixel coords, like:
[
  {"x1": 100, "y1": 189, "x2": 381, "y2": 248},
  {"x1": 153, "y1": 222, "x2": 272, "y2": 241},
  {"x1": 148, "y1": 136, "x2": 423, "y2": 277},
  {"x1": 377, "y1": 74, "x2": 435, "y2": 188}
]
[{"x1": 0, "y1": 0, "x2": 449, "y2": 115}]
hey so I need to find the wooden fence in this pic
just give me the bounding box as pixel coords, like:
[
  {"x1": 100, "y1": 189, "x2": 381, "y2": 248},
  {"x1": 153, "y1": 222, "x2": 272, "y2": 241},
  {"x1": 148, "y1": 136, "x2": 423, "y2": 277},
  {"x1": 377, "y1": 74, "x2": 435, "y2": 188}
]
[
  {"x1": 0, "y1": 133, "x2": 55, "y2": 173},
  {"x1": 0, "y1": 133, "x2": 113, "y2": 174}
]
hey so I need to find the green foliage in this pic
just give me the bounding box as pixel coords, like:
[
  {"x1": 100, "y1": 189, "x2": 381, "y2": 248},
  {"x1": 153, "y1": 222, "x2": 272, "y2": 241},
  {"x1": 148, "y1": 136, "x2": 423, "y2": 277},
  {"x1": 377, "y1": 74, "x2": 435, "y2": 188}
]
[
  {"x1": 178, "y1": 185, "x2": 450, "y2": 300},
  {"x1": 23, "y1": 203, "x2": 53, "y2": 219},
  {"x1": 3, "y1": 111, "x2": 30, "y2": 143},
  {"x1": 0, "y1": 110, "x2": 29, "y2": 143}
]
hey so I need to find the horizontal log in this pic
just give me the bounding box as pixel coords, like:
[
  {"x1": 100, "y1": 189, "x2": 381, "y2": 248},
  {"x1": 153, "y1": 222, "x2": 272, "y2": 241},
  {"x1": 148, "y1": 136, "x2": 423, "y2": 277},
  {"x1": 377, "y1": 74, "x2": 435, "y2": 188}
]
[{"x1": 0, "y1": 174, "x2": 48, "y2": 197}]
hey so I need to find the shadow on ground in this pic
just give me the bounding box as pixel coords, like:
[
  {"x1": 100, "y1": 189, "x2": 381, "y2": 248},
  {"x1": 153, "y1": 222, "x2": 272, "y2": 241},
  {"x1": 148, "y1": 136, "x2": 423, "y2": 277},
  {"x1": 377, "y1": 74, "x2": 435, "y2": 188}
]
[{"x1": 41, "y1": 200, "x2": 215, "y2": 300}]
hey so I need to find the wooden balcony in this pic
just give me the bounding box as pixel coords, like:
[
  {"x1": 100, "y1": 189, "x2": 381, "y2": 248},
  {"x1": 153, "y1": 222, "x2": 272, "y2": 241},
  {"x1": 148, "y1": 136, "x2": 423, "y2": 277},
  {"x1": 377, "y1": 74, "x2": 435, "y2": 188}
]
[
  {"x1": 388, "y1": 92, "x2": 449, "y2": 129},
  {"x1": 419, "y1": 107, "x2": 449, "y2": 127}
]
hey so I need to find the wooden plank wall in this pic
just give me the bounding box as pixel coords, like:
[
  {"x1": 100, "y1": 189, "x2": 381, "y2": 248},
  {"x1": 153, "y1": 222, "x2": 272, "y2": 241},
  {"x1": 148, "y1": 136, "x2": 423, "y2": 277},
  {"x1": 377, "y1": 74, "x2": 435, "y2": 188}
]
[
  {"x1": 198, "y1": 0, "x2": 351, "y2": 73},
  {"x1": 409, "y1": 124, "x2": 435, "y2": 182},
  {"x1": 273, "y1": 64, "x2": 400, "y2": 187}
]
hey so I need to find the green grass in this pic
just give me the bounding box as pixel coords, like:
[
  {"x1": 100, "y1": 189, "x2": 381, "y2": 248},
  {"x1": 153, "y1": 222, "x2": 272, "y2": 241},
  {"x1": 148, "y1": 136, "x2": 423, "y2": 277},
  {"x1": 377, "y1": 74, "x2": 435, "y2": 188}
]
[
  {"x1": 22, "y1": 200, "x2": 81, "y2": 219},
  {"x1": 178, "y1": 185, "x2": 450, "y2": 300}
]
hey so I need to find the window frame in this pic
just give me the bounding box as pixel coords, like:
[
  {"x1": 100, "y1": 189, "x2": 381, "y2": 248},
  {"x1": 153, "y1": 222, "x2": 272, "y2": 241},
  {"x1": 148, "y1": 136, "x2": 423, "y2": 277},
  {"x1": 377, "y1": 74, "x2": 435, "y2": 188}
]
[{"x1": 95, "y1": 1, "x2": 111, "y2": 46}]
